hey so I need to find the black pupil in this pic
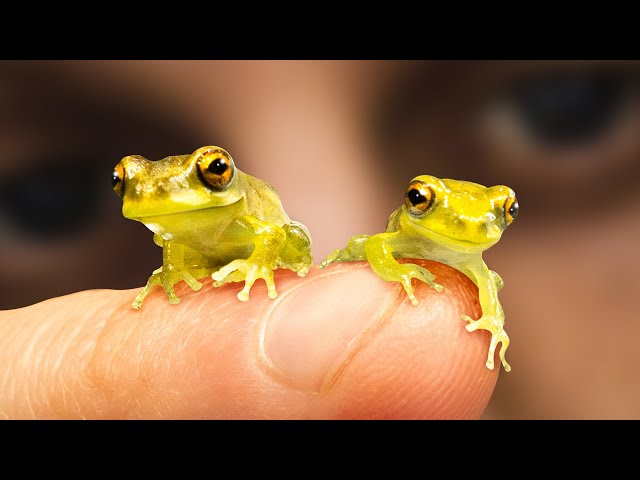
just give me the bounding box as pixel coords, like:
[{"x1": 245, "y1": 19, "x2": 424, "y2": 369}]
[
  {"x1": 207, "y1": 158, "x2": 229, "y2": 176},
  {"x1": 408, "y1": 188, "x2": 426, "y2": 206},
  {"x1": 111, "y1": 171, "x2": 121, "y2": 187},
  {"x1": 509, "y1": 201, "x2": 519, "y2": 219}
]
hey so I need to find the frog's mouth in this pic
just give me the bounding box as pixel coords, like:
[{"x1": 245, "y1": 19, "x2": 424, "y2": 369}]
[
  {"x1": 124, "y1": 196, "x2": 244, "y2": 220},
  {"x1": 416, "y1": 224, "x2": 500, "y2": 252}
]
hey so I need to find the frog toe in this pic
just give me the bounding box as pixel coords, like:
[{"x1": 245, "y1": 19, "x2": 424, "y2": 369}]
[
  {"x1": 132, "y1": 290, "x2": 150, "y2": 310},
  {"x1": 132, "y1": 274, "x2": 161, "y2": 309},
  {"x1": 318, "y1": 251, "x2": 340, "y2": 269},
  {"x1": 398, "y1": 277, "x2": 420, "y2": 305},
  {"x1": 263, "y1": 270, "x2": 278, "y2": 298},
  {"x1": 237, "y1": 267, "x2": 259, "y2": 301},
  {"x1": 412, "y1": 265, "x2": 442, "y2": 292},
  {"x1": 501, "y1": 357, "x2": 512, "y2": 373},
  {"x1": 296, "y1": 265, "x2": 310, "y2": 277},
  {"x1": 497, "y1": 333, "x2": 511, "y2": 372},
  {"x1": 160, "y1": 277, "x2": 181, "y2": 305},
  {"x1": 237, "y1": 290, "x2": 250, "y2": 301},
  {"x1": 212, "y1": 260, "x2": 244, "y2": 282},
  {"x1": 180, "y1": 271, "x2": 203, "y2": 291},
  {"x1": 463, "y1": 315, "x2": 480, "y2": 332},
  {"x1": 212, "y1": 270, "x2": 245, "y2": 287}
]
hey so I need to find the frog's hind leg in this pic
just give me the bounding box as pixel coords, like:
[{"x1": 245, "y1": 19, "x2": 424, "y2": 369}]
[
  {"x1": 278, "y1": 221, "x2": 313, "y2": 276},
  {"x1": 318, "y1": 235, "x2": 370, "y2": 269}
]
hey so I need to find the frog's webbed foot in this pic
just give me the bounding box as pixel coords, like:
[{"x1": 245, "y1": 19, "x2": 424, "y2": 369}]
[
  {"x1": 132, "y1": 267, "x2": 203, "y2": 309},
  {"x1": 212, "y1": 259, "x2": 277, "y2": 301},
  {"x1": 462, "y1": 314, "x2": 511, "y2": 372},
  {"x1": 398, "y1": 264, "x2": 443, "y2": 305}
]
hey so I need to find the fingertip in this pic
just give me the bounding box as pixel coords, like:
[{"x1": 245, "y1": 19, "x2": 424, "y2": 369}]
[
  {"x1": 315, "y1": 260, "x2": 499, "y2": 419},
  {"x1": 261, "y1": 260, "x2": 499, "y2": 419}
]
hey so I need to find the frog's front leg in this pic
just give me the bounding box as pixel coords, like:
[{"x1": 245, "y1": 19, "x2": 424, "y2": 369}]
[
  {"x1": 212, "y1": 216, "x2": 286, "y2": 301},
  {"x1": 460, "y1": 261, "x2": 511, "y2": 372},
  {"x1": 132, "y1": 241, "x2": 203, "y2": 309},
  {"x1": 363, "y1": 232, "x2": 443, "y2": 305},
  {"x1": 318, "y1": 234, "x2": 370, "y2": 269}
]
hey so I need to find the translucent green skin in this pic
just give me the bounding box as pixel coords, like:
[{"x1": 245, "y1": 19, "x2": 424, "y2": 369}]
[
  {"x1": 320, "y1": 175, "x2": 517, "y2": 372},
  {"x1": 116, "y1": 146, "x2": 312, "y2": 309}
]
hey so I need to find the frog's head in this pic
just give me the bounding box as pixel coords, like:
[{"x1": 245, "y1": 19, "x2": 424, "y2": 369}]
[
  {"x1": 402, "y1": 175, "x2": 519, "y2": 253},
  {"x1": 112, "y1": 146, "x2": 244, "y2": 220}
]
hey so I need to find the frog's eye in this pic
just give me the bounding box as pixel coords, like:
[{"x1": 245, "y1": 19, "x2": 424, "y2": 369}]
[
  {"x1": 197, "y1": 150, "x2": 235, "y2": 191},
  {"x1": 504, "y1": 196, "x2": 519, "y2": 225},
  {"x1": 404, "y1": 181, "x2": 435, "y2": 216},
  {"x1": 112, "y1": 162, "x2": 125, "y2": 198}
]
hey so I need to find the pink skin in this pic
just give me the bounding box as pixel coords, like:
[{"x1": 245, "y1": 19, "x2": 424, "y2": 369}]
[{"x1": 0, "y1": 260, "x2": 497, "y2": 419}]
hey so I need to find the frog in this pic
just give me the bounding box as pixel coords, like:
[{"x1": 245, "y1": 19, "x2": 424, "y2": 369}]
[
  {"x1": 112, "y1": 145, "x2": 313, "y2": 309},
  {"x1": 319, "y1": 175, "x2": 519, "y2": 372}
]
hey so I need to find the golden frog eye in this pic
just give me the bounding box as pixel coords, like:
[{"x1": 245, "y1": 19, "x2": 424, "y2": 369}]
[
  {"x1": 504, "y1": 196, "x2": 519, "y2": 225},
  {"x1": 197, "y1": 150, "x2": 235, "y2": 190},
  {"x1": 404, "y1": 181, "x2": 435, "y2": 216},
  {"x1": 112, "y1": 161, "x2": 125, "y2": 198}
]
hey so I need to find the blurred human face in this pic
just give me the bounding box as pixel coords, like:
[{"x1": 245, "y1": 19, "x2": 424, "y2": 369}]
[{"x1": 1, "y1": 60, "x2": 638, "y2": 419}]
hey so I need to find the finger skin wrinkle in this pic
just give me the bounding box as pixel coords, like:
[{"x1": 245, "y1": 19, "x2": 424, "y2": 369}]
[
  {"x1": 83, "y1": 283, "x2": 260, "y2": 419},
  {"x1": 0, "y1": 291, "x2": 114, "y2": 419}
]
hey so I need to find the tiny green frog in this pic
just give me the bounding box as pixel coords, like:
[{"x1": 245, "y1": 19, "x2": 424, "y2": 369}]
[
  {"x1": 112, "y1": 146, "x2": 312, "y2": 309},
  {"x1": 319, "y1": 175, "x2": 519, "y2": 372}
]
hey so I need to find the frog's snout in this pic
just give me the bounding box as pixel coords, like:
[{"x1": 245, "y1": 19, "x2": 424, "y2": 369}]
[{"x1": 113, "y1": 155, "x2": 149, "y2": 200}]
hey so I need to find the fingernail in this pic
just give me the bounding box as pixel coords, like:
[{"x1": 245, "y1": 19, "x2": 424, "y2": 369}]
[{"x1": 261, "y1": 264, "x2": 401, "y2": 392}]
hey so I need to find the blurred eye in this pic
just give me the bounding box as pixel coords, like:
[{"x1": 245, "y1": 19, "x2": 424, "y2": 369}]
[
  {"x1": 508, "y1": 70, "x2": 629, "y2": 146},
  {"x1": 0, "y1": 160, "x2": 105, "y2": 238}
]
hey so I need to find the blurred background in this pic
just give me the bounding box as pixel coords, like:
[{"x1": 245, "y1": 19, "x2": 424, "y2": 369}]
[{"x1": 1, "y1": 60, "x2": 639, "y2": 419}]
